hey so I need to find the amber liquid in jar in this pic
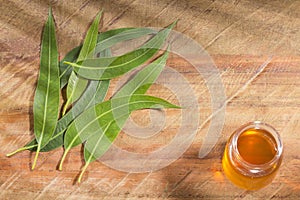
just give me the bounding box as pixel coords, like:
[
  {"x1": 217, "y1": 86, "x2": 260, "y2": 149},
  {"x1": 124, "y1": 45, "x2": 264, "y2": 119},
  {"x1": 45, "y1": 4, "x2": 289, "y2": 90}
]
[{"x1": 222, "y1": 122, "x2": 283, "y2": 190}]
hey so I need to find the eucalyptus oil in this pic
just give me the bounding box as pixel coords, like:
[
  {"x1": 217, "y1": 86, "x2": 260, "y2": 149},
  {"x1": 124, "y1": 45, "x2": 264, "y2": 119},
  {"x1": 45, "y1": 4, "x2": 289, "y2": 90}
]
[{"x1": 222, "y1": 121, "x2": 283, "y2": 190}]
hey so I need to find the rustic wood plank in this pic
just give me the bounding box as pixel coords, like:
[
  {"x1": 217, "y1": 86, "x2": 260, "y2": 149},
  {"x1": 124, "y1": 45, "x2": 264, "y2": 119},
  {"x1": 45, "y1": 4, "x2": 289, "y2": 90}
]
[
  {"x1": 1, "y1": 0, "x2": 300, "y2": 199},
  {"x1": 1, "y1": 0, "x2": 299, "y2": 55},
  {"x1": 1, "y1": 55, "x2": 299, "y2": 199}
]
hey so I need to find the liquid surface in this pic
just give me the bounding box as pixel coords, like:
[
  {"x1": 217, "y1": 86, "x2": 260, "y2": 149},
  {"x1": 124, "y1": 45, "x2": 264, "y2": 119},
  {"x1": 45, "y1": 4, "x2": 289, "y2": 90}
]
[
  {"x1": 222, "y1": 128, "x2": 281, "y2": 190},
  {"x1": 237, "y1": 128, "x2": 277, "y2": 165}
]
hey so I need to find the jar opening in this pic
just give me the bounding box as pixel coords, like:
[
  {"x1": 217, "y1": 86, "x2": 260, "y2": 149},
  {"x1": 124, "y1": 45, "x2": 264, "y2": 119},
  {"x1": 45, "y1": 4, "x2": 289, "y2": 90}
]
[
  {"x1": 237, "y1": 128, "x2": 277, "y2": 165},
  {"x1": 231, "y1": 121, "x2": 283, "y2": 176}
]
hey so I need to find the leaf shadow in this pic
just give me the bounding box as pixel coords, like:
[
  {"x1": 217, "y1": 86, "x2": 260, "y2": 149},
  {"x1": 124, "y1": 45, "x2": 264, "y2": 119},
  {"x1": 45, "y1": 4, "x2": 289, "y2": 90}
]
[
  {"x1": 28, "y1": 76, "x2": 37, "y2": 170},
  {"x1": 162, "y1": 141, "x2": 226, "y2": 199},
  {"x1": 60, "y1": 87, "x2": 69, "y2": 116}
]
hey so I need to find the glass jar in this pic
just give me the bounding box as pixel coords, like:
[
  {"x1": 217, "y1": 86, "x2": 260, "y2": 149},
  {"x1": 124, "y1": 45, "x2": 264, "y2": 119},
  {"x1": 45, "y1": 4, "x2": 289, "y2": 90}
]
[{"x1": 222, "y1": 121, "x2": 283, "y2": 190}]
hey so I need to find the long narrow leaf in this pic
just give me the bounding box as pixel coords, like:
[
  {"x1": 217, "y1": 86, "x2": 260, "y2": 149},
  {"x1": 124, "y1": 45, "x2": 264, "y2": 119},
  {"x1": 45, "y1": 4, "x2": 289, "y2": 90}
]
[
  {"x1": 59, "y1": 45, "x2": 81, "y2": 88},
  {"x1": 79, "y1": 50, "x2": 170, "y2": 181},
  {"x1": 114, "y1": 50, "x2": 169, "y2": 98},
  {"x1": 95, "y1": 27, "x2": 156, "y2": 54},
  {"x1": 64, "y1": 22, "x2": 176, "y2": 80},
  {"x1": 46, "y1": 78, "x2": 110, "y2": 151},
  {"x1": 7, "y1": 28, "x2": 157, "y2": 156},
  {"x1": 59, "y1": 95, "x2": 180, "y2": 170},
  {"x1": 18, "y1": 73, "x2": 110, "y2": 153},
  {"x1": 41, "y1": 28, "x2": 157, "y2": 150},
  {"x1": 62, "y1": 11, "x2": 102, "y2": 115},
  {"x1": 79, "y1": 95, "x2": 179, "y2": 182},
  {"x1": 59, "y1": 27, "x2": 156, "y2": 86},
  {"x1": 32, "y1": 9, "x2": 60, "y2": 169}
]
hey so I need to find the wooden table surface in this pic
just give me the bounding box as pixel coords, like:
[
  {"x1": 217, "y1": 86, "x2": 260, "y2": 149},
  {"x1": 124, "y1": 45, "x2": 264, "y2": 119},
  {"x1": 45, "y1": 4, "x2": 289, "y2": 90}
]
[{"x1": 1, "y1": 0, "x2": 299, "y2": 199}]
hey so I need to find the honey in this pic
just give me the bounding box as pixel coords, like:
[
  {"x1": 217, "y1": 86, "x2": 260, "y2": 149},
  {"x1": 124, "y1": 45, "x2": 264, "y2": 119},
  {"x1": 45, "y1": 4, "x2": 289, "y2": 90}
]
[
  {"x1": 237, "y1": 129, "x2": 277, "y2": 165},
  {"x1": 222, "y1": 121, "x2": 283, "y2": 190}
]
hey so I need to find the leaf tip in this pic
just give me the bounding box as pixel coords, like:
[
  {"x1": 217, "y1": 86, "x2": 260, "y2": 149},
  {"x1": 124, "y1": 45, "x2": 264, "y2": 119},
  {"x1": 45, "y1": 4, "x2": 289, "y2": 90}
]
[
  {"x1": 48, "y1": 6, "x2": 53, "y2": 18},
  {"x1": 165, "y1": 45, "x2": 171, "y2": 55},
  {"x1": 166, "y1": 103, "x2": 181, "y2": 109},
  {"x1": 94, "y1": 9, "x2": 103, "y2": 24},
  {"x1": 168, "y1": 20, "x2": 178, "y2": 29},
  {"x1": 98, "y1": 9, "x2": 104, "y2": 16},
  {"x1": 173, "y1": 105, "x2": 182, "y2": 109}
]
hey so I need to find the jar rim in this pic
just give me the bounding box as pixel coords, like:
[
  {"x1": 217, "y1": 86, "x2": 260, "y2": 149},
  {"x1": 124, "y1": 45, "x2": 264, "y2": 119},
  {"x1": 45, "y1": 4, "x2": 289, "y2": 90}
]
[{"x1": 230, "y1": 121, "x2": 283, "y2": 175}]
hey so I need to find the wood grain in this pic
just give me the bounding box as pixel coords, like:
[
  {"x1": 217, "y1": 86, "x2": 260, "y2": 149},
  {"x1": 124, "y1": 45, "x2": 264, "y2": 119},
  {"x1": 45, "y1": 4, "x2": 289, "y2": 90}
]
[{"x1": 1, "y1": 0, "x2": 300, "y2": 199}]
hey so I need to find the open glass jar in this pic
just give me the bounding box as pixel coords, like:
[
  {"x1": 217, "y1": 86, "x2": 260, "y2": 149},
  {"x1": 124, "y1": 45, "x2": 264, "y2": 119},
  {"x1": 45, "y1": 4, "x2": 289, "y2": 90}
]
[{"x1": 222, "y1": 121, "x2": 283, "y2": 190}]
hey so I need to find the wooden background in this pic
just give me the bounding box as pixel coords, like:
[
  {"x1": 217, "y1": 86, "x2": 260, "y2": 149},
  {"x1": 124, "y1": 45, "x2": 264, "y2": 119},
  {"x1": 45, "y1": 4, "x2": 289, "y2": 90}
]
[{"x1": 1, "y1": 0, "x2": 299, "y2": 199}]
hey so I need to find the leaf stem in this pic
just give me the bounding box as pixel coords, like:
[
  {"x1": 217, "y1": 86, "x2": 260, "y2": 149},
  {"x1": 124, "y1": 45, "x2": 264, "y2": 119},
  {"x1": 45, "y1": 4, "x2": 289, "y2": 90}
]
[
  {"x1": 6, "y1": 144, "x2": 38, "y2": 157},
  {"x1": 62, "y1": 98, "x2": 71, "y2": 116},
  {"x1": 78, "y1": 162, "x2": 89, "y2": 183},
  {"x1": 59, "y1": 148, "x2": 70, "y2": 170},
  {"x1": 59, "y1": 64, "x2": 72, "y2": 79},
  {"x1": 63, "y1": 61, "x2": 70, "y2": 65},
  {"x1": 32, "y1": 143, "x2": 41, "y2": 170}
]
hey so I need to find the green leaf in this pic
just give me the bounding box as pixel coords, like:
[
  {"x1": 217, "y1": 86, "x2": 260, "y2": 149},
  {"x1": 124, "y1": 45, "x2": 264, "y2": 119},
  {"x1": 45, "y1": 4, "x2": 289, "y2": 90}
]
[
  {"x1": 78, "y1": 95, "x2": 179, "y2": 182},
  {"x1": 27, "y1": 50, "x2": 112, "y2": 153},
  {"x1": 59, "y1": 27, "x2": 156, "y2": 87},
  {"x1": 95, "y1": 27, "x2": 156, "y2": 54},
  {"x1": 98, "y1": 28, "x2": 135, "y2": 41},
  {"x1": 114, "y1": 49, "x2": 169, "y2": 97},
  {"x1": 64, "y1": 74, "x2": 88, "y2": 109},
  {"x1": 59, "y1": 94, "x2": 180, "y2": 171},
  {"x1": 7, "y1": 28, "x2": 157, "y2": 156},
  {"x1": 40, "y1": 28, "x2": 160, "y2": 150},
  {"x1": 78, "y1": 11, "x2": 103, "y2": 61},
  {"x1": 7, "y1": 51, "x2": 110, "y2": 155},
  {"x1": 64, "y1": 22, "x2": 176, "y2": 80},
  {"x1": 62, "y1": 10, "x2": 103, "y2": 116},
  {"x1": 15, "y1": 75, "x2": 110, "y2": 154},
  {"x1": 46, "y1": 78, "x2": 110, "y2": 151},
  {"x1": 77, "y1": 50, "x2": 170, "y2": 182},
  {"x1": 31, "y1": 8, "x2": 60, "y2": 170},
  {"x1": 59, "y1": 45, "x2": 81, "y2": 89}
]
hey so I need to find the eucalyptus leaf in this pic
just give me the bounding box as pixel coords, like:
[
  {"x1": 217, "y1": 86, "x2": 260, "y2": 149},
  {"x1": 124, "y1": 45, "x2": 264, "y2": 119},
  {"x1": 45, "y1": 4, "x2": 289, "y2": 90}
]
[
  {"x1": 7, "y1": 52, "x2": 110, "y2": 155},
  {"x1": 62, "y1": 10, "x2": 102, "y2": 115},
  {"x1": 7, "y1": 28, "x2": 158, "y2": 156},
  {"x1": 64, "y1": 74, "x2": 88, "y2": 112},
  {"x1": 14, "y1": 61, "x2": 110, "y2": 153},
  {"x1": 6, "y1": 8, "x2": 182, "y2": 185},
  {"x1": 80, "y1": 95, "x2": 179, "y2": 182},
  {"x1": 31, "y1": 8, "x2": 60, "y2": 170},
  {"x1": 95, "y1": 27, "x2": 156, "y2": 54},
  {"x1": 114, "y1": 49, "x2": 169, "y2": 98},
  {"x1": 78, "y1": 50, "x2": 170, "y2": 182},
  {"x1": 59, "y1": 27, "x2": 156, "y2": 86},
  {"x1": 43, "y1": 76, "x2": 110, "y2": 151},
  {"x1": 98, "y1": 28, "x2": 135, "y2": 41},
  {"x1": 64, "y1": 21, "x2": 176, "y2": 80},
  {"x1": 59, "y1": 45, "x2": 81, "y2": 89},
  {"x1": 59, "y1": 94, "x2": 180, "y2": 171}
]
